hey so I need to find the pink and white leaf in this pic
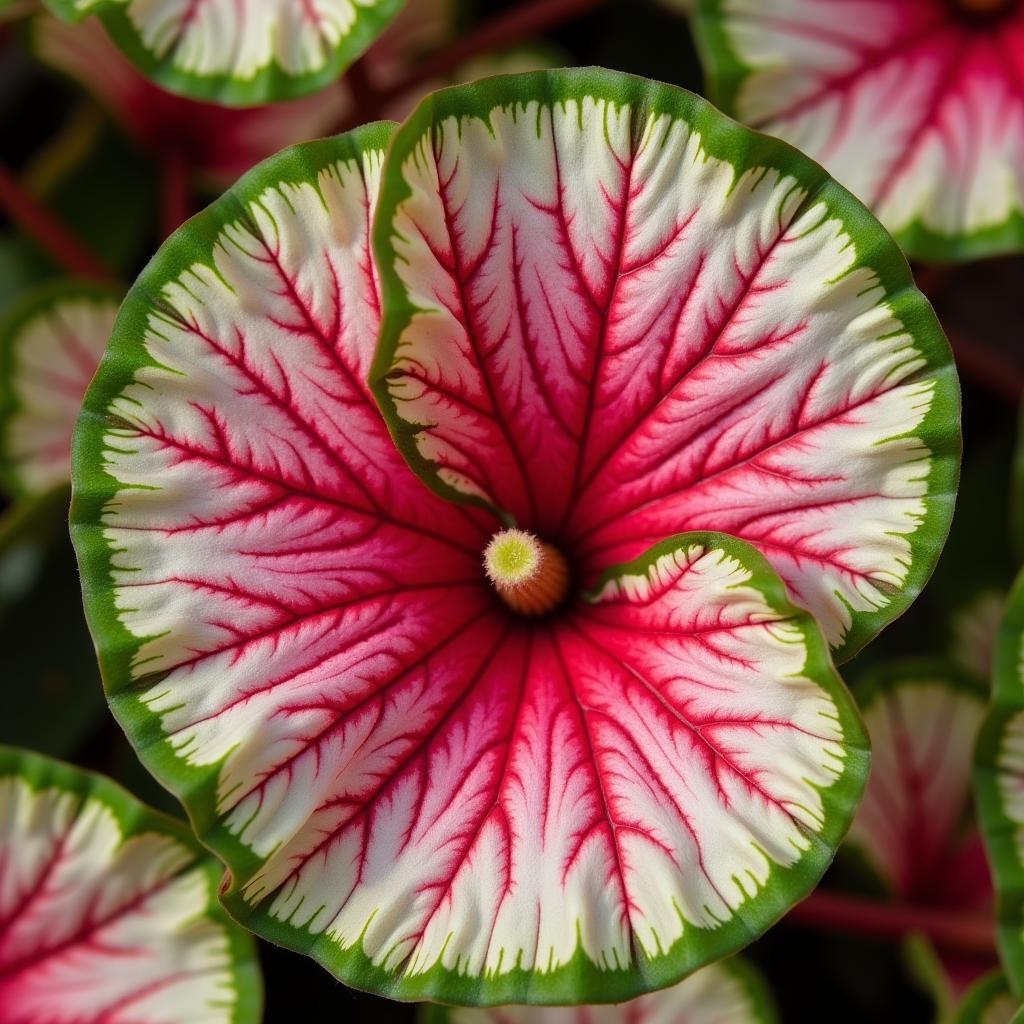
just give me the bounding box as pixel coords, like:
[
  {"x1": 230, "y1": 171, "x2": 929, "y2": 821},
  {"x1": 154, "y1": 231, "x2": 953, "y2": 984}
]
[
  {"x1": 71, "y1": 82, "x2": 881, "y2": 1003},
  {"x1": 0, "y1": 281, "x2": 119, "y2": 497},
  {"x1": 696, "y1": 0, "x2": 1024, "y2": 259},
  {"x1": 0, "y1": 748, "x2": 259, "y2": 1023}
]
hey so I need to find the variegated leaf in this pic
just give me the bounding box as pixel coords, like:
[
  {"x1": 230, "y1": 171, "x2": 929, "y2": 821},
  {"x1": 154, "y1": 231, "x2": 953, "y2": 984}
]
[
  {"x1": 0, "y1": 280, "x2": 119, "y2": 498},
  {"x1": 41, "y1": 0, "x2": 404, "y2": 105},
  {"x1": 71, "y1": 110, "x2": 871, "y2": 1003},
  {"x1": 694, "y1": 0, "x2": 1024, "y2": 261},
  {"x1": 0, "y1": 746, "x2": 261, "y2": 1023}
]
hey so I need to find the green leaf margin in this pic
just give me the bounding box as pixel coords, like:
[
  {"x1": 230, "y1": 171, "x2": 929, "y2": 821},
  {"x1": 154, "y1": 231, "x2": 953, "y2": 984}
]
[
  {"x1": 0, "y1": 744, "x2": 263, "y2": 1022},
  {"x1": 956, "y1": 971, "x2": 1024, "y2": 1024},
  {"x1": 41, "y1": 0, "x2": 405, "y2": 106},
  {"x1": 417, "y1": 955, "x2": 778, "y2": 1022},
  {"x1": 976, "y1": 568, "x2": 1024, "y2": 996},
  {"x1": 0, "y1": 278, "x2": 122, "y2": 499},
  {"x1": 370, "y1": 66, "x2": 960, "y2": 664},
  {"x1": 691, "y1": 0, "x2": 1024, "y2": 263}
]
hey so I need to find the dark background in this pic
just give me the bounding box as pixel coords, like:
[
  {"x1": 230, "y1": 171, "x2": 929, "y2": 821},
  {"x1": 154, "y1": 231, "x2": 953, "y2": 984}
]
[{"x1": 0, "y1": 1, "x2": 1018, "y2": 1019}]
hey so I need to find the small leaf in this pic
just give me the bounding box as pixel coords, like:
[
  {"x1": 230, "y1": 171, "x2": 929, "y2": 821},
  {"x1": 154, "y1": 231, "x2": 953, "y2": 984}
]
[
  {"x1": 41, "y1": 0, "x2": 406, "y2": 105},
  {"x1": 0, "y1": 279, "x2": 120, "y2": 498},
  {"x1": 419, "y1": 957, "x2": 776, "y2": 1023},
  {"x1": 694, "y1": 0, "x2": 1024, "y2": 261},
  {"x1": 0, "y1": 746, "x2": 261, "y2": 1023},
  {"x1": 846, "y1": 663, "x2": 995, "y2": 1010}
]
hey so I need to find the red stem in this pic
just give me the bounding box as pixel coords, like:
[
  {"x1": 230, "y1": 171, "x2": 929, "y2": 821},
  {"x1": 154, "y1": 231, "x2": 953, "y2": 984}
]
[
  {"x1": 0, "y1": 162, "x2": 114, "y2": 281},
  {"x1": 788, "y1": 889, "x2": 996, "y2": 955},
  {"x1": 159, "y1": 148, "x2": 192, "y2": 240}
]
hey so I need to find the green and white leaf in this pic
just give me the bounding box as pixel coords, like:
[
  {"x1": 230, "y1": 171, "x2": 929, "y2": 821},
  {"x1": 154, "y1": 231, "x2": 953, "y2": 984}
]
[
  {"x1": 41, "y1": 0, "x2": 405, "y2": 105},
  {"x1": 0, "y1": 746, "x2": 261, "y2": 1022}
]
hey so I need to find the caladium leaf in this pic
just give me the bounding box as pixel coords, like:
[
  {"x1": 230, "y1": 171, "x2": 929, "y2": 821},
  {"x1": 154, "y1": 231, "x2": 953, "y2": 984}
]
[
  {"x1": 31, "y1": 2, "x2": 458, "y2": 188},
  {"x1": 71, "y1": 115, "x2": 869, "y2": 1002},
  {"x1": 976, "y1": 569, "x2": 1024, "y2": 996},
  {"x1": 32, "y1": 13, "x2": 344, "y2": 187},
  {"x1": 419, "y1": 957, "x2": 776, "y2": 1023},
  {"x1": 693, "y1": 0, "x2": 1024, "y2": 262},
  {"x1": 845, "y1": 663, "x2": 994, "y2": 1006},
  {"x1": 957, "y1": 973, "x2": 1024, "y2": 1024},
  {"x1": 373, "y1": 68, "x2": 958, "y2": 659},
  {"x1": 954, "y1": 591, "x2": 1005, "y2": 684},
  {"x1": 0, "y1": 280, "x2": 119, "y2": 498},
  {"x1": 0, "y1": 745, "x2": 261, "y2": 1023},
  {"x1": 846, "y1": 663, "x2": 988, "y2": 904},
  {"x1": 41, "y1": 0, "x2": 404, "y2": 106}
]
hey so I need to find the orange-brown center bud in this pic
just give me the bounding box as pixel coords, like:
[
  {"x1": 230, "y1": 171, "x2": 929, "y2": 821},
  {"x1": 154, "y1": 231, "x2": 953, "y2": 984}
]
[{"x1": 483, "y1": 529, "x2": 570, "y2": 617}]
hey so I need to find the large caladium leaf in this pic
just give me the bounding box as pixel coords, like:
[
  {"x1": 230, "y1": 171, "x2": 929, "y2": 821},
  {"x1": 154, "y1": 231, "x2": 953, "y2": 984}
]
[
  {"x1": 693, "y1": 0, "x2": 1024, "y2": 261},
  {"x1": 71, "y1": 111, "x2": 871, "y2": 1002},
  {"x1": 41, "y1": 0, "x2": 404, "y2": 105},
  {"x1": 420, "y1": 957, "x2": 776, "y2": 1023},
  {"x1": 977, "y1": 569, "x2": 1024, "y2": 996},
  {"x1": 0, "y1": 279, "x2": 120, "y2": 498},
  {"x1": 0, "y1": 746, "x2": 261, "y2": 1022},
  {"x1": 373, "y1": 68, "x2": 958, "y2": 659}
]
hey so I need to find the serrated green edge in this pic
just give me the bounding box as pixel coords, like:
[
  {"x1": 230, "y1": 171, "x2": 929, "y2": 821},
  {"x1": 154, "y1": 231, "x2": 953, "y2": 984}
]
[
  {"x1": 370, "y1": 66, "x2": 960, "y2": 665},
  {"x1": 41, "y1": 0, "x2": 405, "y2": 106},
  {"x1": 0, "y1": 744, "x2": 262, "y2": 1022},
  {"x1": 691, "y1": 0, "x2": 1024, "y2": 263},
  {"x1": 416, "y1": 954, "x2": 778, "y2": 1022},
  {"x1": 0, "y1": 277, "x2": 122, "y2": 499},
  {"x1": 976, "y1": 569, "x2": 1024, "y2": 997}
]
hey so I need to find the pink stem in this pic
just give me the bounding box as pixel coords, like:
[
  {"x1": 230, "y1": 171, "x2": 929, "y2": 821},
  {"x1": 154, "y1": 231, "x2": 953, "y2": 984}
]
[
  {"x1": 0, "y1": 162, "x2": 114, "y2": 281},
  {"x1": 789, "y1": 889, "x2": 996, "y2": 955},
  {"x1": 159, "y1": 149, "x2": 192, "y2": 240}
]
